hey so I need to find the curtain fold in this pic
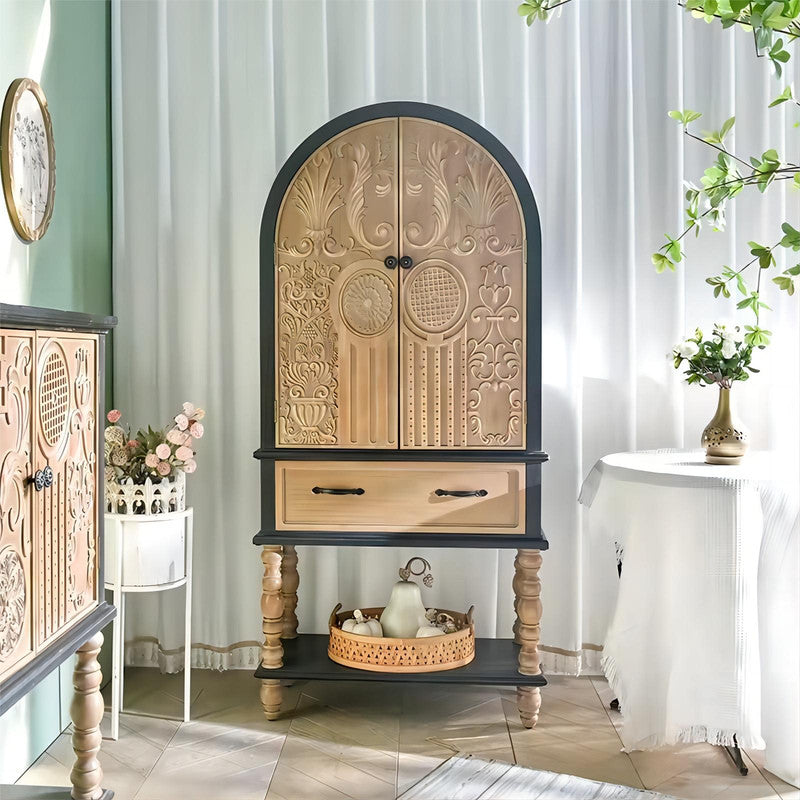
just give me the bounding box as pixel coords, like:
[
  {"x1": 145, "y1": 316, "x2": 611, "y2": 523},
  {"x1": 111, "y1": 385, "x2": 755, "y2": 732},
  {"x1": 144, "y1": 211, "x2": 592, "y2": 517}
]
[{"x1": 112, "y1": 0, "x2": 800, "y2": 675}]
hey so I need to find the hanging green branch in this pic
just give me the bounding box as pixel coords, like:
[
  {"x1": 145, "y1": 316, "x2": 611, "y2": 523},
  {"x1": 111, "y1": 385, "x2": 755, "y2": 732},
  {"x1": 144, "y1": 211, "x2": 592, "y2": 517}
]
[
  {"x1": 651, "y1": 100, "x2": 799, "y2": 341},
  {"x1": 681, "y1": 1, "x2": 800, "y2": 76},
  {"x1": 517, "y1": 0, "x2": 573, "y2": 25}
]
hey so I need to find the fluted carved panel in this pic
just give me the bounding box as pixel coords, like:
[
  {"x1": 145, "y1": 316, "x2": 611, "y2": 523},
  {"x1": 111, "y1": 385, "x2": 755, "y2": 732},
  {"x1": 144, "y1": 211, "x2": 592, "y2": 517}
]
[
  {"x1": 400, "y1": 118, "x2": 525, "y2": 449},
  {"x1": 0, "y1": 330, "x2": 34, "y2": 680},
  {"x1": 276, "y1": 119, "x2": 398, "y2": 448},
  {"x1": 34, "y1": 333, "x2": 98, "y2": 647}
]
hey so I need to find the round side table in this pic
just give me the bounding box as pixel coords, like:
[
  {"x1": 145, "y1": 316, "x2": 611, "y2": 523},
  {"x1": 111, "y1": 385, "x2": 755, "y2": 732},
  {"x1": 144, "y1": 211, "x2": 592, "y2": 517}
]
[{"x1": 104, "y1": 508, "x2": 193, "y2": 740}]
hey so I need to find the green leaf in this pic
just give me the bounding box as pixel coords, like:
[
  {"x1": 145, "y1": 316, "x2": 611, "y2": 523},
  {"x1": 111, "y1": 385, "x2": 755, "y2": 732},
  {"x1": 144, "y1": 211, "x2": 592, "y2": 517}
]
[
  {"x1": 652, "y1": 252, "x2": 673, "y2": 273},
  {"x1": 780, "y1": 221, "x2": 800, "y2": 250},
  {"x1": 773, "y1": 274, "x2": 796, "y2": 294},
  {"x1": 769, "y1": 85, "x2": 794, "y2": 107},
  {"x1": 669, "y1": 109, "x2": 703, "y2": 126}
]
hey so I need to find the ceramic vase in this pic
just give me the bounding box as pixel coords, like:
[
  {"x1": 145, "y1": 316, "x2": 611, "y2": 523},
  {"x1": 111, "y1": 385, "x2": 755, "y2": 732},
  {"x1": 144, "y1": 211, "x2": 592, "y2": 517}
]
[{"x1": 701, "y1": 386, "x2": 749, "y2": 465}]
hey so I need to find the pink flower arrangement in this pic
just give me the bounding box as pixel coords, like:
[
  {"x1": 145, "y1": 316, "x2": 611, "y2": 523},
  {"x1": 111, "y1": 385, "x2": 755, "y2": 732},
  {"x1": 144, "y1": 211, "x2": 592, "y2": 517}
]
[{"x1": 104, "y1": 402, "x2": 207, "y2": 484}]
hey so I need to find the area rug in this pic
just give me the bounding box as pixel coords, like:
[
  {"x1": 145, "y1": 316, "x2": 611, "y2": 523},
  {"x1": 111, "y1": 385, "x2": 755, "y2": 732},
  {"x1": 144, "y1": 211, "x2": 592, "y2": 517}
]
[{"x1": 397, "y1": 755, "x2": 677, "y2": 799}]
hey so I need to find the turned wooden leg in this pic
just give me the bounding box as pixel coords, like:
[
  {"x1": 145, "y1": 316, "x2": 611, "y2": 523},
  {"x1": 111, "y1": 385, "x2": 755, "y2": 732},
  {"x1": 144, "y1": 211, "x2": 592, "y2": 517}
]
[
  {"x1": 70, "y1": 632, "x2": 105, "y2": 800},
  {"x1": 513, "y1": 596, "x2": 521, "y2": 643},
  {"x1": 281, "y1": 544, "x2": 299, "y2": 639},
  {"x1": 260, "y1": 679, "x2": 283, "y2": 721},
  {"x1": 260, "y1": 546, "x2": 284, "y2": 721},
  {"x1": 514, "y1": 548, "x2": 543, "y2": 729},
  {"x1": 517, "y1": 686, "x2": 541, "y2": 729}
]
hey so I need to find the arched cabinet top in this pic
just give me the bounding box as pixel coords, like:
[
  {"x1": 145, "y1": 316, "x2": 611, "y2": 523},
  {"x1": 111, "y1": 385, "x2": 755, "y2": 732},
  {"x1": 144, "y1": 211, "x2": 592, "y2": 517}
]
[{"x1": 259, "y1": 102, "x2": 543, "y2": 456}]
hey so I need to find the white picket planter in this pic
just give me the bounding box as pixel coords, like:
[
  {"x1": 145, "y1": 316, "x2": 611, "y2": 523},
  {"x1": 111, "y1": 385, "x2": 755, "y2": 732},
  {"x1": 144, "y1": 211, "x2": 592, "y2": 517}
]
[{"x1": 105, "y1": 472, "x2": 186, "y2": 516}]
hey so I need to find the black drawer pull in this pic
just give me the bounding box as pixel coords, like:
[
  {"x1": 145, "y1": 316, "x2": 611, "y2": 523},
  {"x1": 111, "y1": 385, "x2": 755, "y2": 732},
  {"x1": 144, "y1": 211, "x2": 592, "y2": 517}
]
[
  {"x1": 384, "y1": 256, "x2": 398, "y2": 270},
  {"x1": 435, "y1": 488, "x2": 488, "y2": 498},
  {"x1": 399, "y1": 255, "x2": 413, "y2": 269},
  {"x1": 32, "y1": 466, "x2": 54, "y2": 492},
  {"x1": 312, "y1": 486, "x2": 365, "y2": 496}
]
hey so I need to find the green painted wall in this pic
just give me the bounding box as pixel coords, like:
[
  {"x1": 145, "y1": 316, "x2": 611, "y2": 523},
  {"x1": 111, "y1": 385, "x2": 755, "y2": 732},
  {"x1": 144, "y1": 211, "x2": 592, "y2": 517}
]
[{"x1": 0, "y1": 0, "x2": 112, "y2": 783}]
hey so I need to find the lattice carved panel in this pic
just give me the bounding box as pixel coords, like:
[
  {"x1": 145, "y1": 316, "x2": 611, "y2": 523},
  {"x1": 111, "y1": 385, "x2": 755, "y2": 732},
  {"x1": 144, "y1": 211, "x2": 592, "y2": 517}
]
[
  {"x1": 275, "y1": 119, "x2": 398, "y2": 448},
  {"x1": 400, "y1": 118, "x2": 525, "y2": 449},
  {"x1": 34, "y1": 333, "x2": 98, "y2": 647},
  {"x1": 0, "y1": 330, "x2": 34, "y2": 680}
]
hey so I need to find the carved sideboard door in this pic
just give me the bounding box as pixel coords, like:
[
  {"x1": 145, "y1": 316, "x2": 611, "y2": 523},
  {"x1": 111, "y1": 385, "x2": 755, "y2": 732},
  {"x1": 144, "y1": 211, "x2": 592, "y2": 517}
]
[
  {"x1": 399, "y1": 118, "x2": 526, "y2": 449},
  {"x1": 275, "y1": 119, "x2": 399, "y2": 448},
  {"x1": 0, "y1": 330, "x2": 35, "y2": 680},
  {"x1": 34, "y1": 333, "x2": 99, "y2": 648}
]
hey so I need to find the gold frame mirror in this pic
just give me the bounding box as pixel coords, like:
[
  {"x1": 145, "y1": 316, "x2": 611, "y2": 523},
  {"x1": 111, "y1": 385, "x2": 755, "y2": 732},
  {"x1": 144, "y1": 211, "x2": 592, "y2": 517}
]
[{"x1": 1, "y1": 78, "x2": 56, "y2": 242}]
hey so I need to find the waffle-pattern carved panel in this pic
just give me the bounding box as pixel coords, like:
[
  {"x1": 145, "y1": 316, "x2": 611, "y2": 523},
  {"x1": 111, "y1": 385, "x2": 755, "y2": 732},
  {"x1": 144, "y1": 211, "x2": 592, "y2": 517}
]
[
  {"x1": 34, "y1": 333, "x2": 98, "y2": 647},
  {"x1": 0, "y1": 330, "x2": 34, "y2": 680},
  {"x1": 276, "y1": 119, "x2": 398, "y2": 448},
  {"x1": 400, "y1": 118, "x2": 525, "y2": 449}
]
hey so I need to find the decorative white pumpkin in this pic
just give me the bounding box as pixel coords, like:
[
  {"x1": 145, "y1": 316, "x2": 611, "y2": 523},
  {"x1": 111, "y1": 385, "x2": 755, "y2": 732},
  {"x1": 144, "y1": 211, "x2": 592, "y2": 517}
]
[
  {"x1": 342, "y1": 609, "x2": 382, "y2": 637},
  {"x1": 415, "y1": 624, "x2": 443, "y2": 638},
  {"x1": 380, "y1": 557, "x2": 433, "y2": 638}
]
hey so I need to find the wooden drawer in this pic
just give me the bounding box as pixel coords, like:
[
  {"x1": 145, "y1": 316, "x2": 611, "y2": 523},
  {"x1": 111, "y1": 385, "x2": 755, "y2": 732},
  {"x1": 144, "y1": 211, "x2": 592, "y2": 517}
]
[{"x1": 275, "y1": 461, "x2": 525, "y2": 534}]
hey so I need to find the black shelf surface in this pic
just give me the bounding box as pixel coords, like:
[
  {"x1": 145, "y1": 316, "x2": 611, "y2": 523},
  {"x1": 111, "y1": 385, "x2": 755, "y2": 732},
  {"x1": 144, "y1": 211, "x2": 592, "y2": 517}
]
[
  {"x1": 254, "y1": 447, "x2": 549, "y2": 464},
  {"x1": 254, "y1": 635, "x2": 547, "y2": 686},
  {"x1": 253, "y1": 530, "x2": 549, "y2": 550}
]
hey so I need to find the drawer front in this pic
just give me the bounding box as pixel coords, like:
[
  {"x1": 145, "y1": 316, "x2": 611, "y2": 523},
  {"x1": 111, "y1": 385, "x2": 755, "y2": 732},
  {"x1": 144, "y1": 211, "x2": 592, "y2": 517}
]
[{"x1": 275, "y1": 461, "x2": 524, "y2": 534}]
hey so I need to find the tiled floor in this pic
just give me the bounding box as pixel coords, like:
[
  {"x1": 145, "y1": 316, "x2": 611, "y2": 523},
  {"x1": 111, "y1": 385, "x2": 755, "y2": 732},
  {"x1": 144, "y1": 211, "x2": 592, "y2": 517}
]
[{"x1": 17, "y1": 667, "x2": 799, "y2": 800}]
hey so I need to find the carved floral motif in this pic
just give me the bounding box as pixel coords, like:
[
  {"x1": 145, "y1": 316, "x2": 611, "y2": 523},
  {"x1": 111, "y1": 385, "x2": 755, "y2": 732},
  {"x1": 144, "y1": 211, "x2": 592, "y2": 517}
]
[
  {"x1": 341, "y1": 272, "x2": 393, "y2": 336},
  {"x1": 0, "y1": 546, "x2": 25, "y2": 660},
  {"x1": 467, "y1": 262, "x2": 523, "y2": 446},
  {"x1": 278, "y1": 260, "x2": 341, "y2": 445}
]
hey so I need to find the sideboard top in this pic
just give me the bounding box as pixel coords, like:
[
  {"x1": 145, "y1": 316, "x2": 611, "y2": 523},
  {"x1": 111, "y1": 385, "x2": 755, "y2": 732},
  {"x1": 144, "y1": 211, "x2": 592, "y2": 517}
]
[{"x1": 0, "y1": 303, "x2": 117, "y2": 333}]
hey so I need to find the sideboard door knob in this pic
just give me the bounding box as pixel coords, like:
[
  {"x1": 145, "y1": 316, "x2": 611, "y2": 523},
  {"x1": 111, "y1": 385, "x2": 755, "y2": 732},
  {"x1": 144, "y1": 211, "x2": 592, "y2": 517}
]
[
  {"x1": 399, "y1": 256, "x2": 413, "y2": 269},
  {"x1": 384, "y1": 256, "x2": 397, "y2": 270}
]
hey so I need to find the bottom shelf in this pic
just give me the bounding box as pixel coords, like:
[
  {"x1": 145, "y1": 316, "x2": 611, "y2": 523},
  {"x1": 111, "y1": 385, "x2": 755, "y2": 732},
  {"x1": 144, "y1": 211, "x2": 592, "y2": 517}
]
[{"x1": 253, "y1": 635, "x2": 547, "y2": 686}]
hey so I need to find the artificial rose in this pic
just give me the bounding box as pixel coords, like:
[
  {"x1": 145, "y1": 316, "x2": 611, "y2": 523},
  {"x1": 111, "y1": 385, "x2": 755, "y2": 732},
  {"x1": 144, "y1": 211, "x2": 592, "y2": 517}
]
[
  {"x1": 145, "y1": 453, "x2": 159, "y2": 469},
  {"x1": 156, "y1": 461, "x2": 171, "y2": 476},
  {"x1": 182, "y1": 401, "x2": 196, "y2": 416},
  {"x1": 107, "y1": 409, "x2": 122, "y2": 423},
  {"x1": 104, "y1": 426, "x2": 125, "y2": 447},
  {"x1": 155, "y1": 443, "x2": 171, "y2": 460},
  {"x1": 174, "y1": 413, "x2": 189, "y2": 431},
  {"x1": 721, "y1": 339, "x2": 737, "y2": 359},
  {"x1": 166, "y1": 428, "x2": 186, "y2": 445},
  {"x1": 189, "y1": 422, "x2": 204, "y2": 439},
  {"x1": 721, "y1": 326, "x2": 744, "y2": 343},
  {"x1": 175, "y1": 445, "x2": 193, "y2": 461},
  {"x1": 675, "y1": 340, "x2": 699, "y2": 359},
  {"x1": 128, "y1": 440, "x2": 139, "y2": 448},
  {"x1": 194, "y1": 408, "x2": 206, "y2": 420},
  {"x1": 182, "y1": 459, "x2": 197, "y2": 474}
]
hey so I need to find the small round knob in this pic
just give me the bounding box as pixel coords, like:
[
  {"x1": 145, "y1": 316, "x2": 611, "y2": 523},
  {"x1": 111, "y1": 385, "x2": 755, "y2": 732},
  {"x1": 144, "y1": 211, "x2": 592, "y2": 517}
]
[
  {"x1": 42, "y1": 466, "x2": 53, "y2": 488},
  {"x1": 384, "y1": 256, "x2": 397, "y2": 270},
  {"x1": 399, "y1": 256, "x2": 413, "y2": 269}
]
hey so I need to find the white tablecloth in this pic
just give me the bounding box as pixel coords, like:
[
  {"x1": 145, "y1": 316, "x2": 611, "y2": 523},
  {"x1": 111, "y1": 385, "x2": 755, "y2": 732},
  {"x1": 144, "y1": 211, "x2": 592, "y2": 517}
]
[{"x1": 579, "y1": 451, "x2": 799, "y2": 787}]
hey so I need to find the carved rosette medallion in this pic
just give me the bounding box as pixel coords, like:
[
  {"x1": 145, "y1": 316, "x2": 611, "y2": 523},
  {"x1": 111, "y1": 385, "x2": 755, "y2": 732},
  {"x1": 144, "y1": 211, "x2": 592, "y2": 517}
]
[
  {"x1": 0, "y1": 546, "x2": 26, "y2": 660},
  {"x1": 340, "y1": 272, "x2": 393, "y2": 336},
  {"x1": 404, "y1": 263, "x2": 468, "y2": 338}
]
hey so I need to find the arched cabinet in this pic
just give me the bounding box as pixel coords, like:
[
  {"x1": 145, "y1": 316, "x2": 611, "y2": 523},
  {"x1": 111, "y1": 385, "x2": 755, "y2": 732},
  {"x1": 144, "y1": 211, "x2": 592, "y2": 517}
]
[{"x1": 255, "y1": 103, "x2": 548, "y2": 727}]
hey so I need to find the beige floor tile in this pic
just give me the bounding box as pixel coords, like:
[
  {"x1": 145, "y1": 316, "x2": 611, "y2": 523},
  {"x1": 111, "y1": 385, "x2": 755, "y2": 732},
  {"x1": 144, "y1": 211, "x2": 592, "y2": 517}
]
[
  {"x1": 16, "y1": 751, "x2": 72, "y2": 788},
  {"x1": 266, "y1": 762, "x2": 355, "y2": 800},
  {"x1": 745, "y1": 747, "x2": 800, "y2": 800},
  {"x1": 397, "y1": 752, "x2": 450, "y2": 796}
]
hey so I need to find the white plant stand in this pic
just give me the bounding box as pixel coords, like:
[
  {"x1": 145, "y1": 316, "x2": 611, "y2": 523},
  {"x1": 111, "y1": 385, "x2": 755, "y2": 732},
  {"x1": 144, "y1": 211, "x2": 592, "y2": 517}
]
[{"x1": 104, "y1": 508, "x2": 194, "y2": 740}]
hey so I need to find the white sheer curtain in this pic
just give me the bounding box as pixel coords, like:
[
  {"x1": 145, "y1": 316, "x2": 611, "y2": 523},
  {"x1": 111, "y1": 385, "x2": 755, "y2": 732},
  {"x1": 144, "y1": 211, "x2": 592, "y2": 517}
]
[{"x1": 111, "y1": 0, "x2": 800, "y2": 675}]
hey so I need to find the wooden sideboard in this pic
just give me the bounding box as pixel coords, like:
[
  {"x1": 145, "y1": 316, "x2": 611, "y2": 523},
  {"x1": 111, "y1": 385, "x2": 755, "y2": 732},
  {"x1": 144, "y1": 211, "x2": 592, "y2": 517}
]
[
  {"x1": 253, "y1": 102, "x2": 549, "y2": 727},
  {"x1": 0, "y1": 303, "x2": 116, "y2": 800}
]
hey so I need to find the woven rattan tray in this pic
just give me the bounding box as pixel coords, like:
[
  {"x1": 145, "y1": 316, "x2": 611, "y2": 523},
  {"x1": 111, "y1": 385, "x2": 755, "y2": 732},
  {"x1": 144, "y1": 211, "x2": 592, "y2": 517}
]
[{"x1": 327, "y1": 604, "x2": 475, "y2": 673}]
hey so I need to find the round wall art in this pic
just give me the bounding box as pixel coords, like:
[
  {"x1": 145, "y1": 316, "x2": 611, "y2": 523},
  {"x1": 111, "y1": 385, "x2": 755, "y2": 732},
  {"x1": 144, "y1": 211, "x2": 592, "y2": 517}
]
[{"x1": 0, "y1": 78, "x2": 56, "y2": 242}]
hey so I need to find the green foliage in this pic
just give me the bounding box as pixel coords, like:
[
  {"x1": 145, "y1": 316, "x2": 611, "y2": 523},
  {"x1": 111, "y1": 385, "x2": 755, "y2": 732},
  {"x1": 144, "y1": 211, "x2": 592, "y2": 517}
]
[
  {"x1": 769, "y1": 84, "x2": 795, "y2": 106},
  {"x1": 516, "y1": 0, "x2": 571, "y2": 25},
  {"x1": 683, "y1": 0, "x2": 800, "y2": 74},
  {"x1": 671, "y1": 322, "x2": 766, "y2": 388}
]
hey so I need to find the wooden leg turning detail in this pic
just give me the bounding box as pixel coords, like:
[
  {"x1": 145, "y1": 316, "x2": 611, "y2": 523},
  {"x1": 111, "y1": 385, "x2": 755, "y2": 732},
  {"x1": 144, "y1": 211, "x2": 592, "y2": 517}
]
[
  {"x1": 514, "y1": 548, "x2": 543, "y2": 728},
  {"x1": 517, "y1": 686, "x2": 541, "y2": 729},
  {"x1": 70, "y1": 632, "x2": 105, "y2": 800},
  {"x1": 260, "y1": 546, "x2": 284, "y2": 721},
  {"x1": 260, "y1": 679, "x2": 283, "y2": 721},
  {"x1": 281, "y1": 544, "x2": 299, "y2": 639}
]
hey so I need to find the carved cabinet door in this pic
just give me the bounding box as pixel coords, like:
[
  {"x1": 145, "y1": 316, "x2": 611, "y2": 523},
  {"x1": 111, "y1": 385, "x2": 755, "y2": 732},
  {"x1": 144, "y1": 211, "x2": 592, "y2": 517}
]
[
  {"x1": 33, "y1": 332, "x2": 99, "y2": 647},
  {"x1": 0, "y1": 330, "x2": 35, "y2": 680},
  {"x1": 399, "y1": 118, "x2": 526, "y2": 449},
  {"x1": 275, "y1": 119, "x2": 399, "y2": 448}
]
